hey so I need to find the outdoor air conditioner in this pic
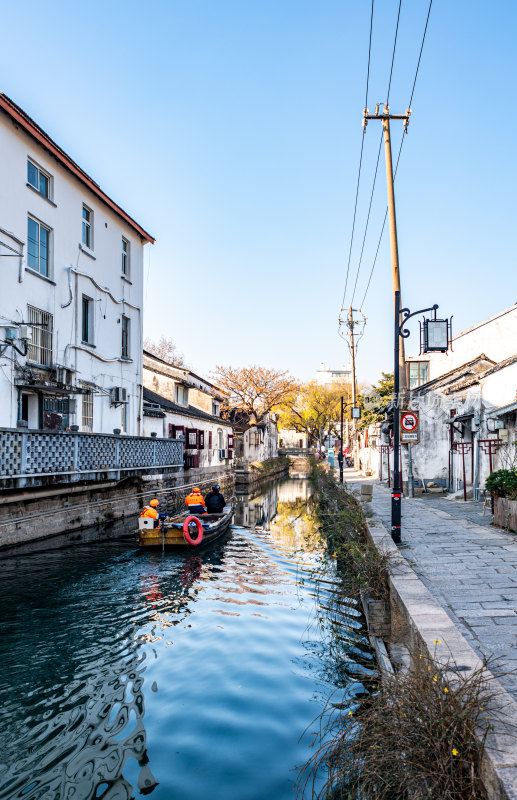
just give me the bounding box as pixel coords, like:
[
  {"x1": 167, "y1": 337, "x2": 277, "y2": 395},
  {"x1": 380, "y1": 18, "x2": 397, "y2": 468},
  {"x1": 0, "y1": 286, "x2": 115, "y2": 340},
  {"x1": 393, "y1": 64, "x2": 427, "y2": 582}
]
[
  {"x1": 19, "y1": 325, "x2": 32, "y2": 341},
  {"x1": 56, "y1": 367, "x2": 74, "y2": 385},
  {"x1": 111, "y1": 387, "x2": 128, "y2": 404}
]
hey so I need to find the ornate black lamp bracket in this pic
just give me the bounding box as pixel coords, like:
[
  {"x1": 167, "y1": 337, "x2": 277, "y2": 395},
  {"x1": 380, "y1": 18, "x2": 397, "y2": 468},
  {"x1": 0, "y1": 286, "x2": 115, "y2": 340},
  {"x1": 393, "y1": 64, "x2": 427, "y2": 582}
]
[{"x1": 399, "y1": 304, "x2": 438, "y2": 338}]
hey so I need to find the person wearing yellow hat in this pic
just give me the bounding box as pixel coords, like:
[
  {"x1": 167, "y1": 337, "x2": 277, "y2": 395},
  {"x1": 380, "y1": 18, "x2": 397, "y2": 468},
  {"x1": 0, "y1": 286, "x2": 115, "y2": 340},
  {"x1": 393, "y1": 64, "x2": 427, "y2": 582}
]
[
  {"x1": 184, "y1": 487, "x2": 206, "y2": 515},
  {"x1": 140, "y1": 498, "x2": 160, "y2": 525}
]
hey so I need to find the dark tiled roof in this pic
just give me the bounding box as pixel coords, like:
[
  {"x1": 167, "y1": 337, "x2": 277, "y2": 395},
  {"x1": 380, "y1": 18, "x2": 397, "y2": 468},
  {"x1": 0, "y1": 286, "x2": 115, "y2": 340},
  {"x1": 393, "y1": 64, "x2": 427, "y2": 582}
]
[
  {"x1": 143, "y1": 387, "x2": 232, "y2": 427},
  {"x1": 412, "y1": 355, "x2": 496, "y2": 394}
]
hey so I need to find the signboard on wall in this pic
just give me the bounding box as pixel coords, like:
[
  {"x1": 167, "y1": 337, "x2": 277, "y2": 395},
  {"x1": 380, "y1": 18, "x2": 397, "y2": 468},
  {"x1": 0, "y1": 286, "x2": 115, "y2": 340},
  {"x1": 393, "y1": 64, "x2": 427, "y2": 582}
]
[{"x1": 400, "y1": 410, "x2": 420, "y2": 443}]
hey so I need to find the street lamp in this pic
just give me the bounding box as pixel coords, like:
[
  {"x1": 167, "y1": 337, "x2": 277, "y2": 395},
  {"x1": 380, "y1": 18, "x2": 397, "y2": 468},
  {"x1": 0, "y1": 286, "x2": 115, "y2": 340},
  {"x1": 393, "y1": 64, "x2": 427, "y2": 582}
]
[{"x1": 391, "y1": 292, "x2": 451, "y2": 544}]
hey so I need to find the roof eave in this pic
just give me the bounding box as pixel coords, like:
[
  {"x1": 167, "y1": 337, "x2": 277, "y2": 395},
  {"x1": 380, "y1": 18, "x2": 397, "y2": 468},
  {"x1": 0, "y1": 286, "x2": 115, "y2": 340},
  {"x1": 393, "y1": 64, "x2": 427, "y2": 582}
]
[{"x1": 0, "y1": 94, "x2": 155, "y2": 244}]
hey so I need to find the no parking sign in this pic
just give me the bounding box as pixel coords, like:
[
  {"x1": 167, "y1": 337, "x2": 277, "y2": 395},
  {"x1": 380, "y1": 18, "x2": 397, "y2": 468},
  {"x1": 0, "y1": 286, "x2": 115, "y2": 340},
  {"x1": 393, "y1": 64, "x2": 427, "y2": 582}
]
[{"x1": 400, "y1": 411, "x2": 420, "y2": 443}]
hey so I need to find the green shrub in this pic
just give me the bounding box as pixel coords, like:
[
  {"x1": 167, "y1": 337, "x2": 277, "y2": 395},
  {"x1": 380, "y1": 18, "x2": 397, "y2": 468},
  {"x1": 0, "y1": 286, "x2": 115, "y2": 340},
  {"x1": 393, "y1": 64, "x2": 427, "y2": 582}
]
[{"x1": 485, "y1": 469, "x2": 517, "y2": 500}]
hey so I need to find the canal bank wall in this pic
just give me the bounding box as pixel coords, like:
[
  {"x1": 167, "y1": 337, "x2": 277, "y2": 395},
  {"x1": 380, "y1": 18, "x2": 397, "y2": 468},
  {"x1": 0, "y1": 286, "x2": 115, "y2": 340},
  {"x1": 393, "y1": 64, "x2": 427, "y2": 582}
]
[
  {"x1": 0, "y1": 466, "x2": 235, "y2": 550},
  {"x1": 233, "y1": 456, "x2": 290, "y2": 488},
  {"x1": 363, "y1": 512, "x2": 517, "y2": 800}
]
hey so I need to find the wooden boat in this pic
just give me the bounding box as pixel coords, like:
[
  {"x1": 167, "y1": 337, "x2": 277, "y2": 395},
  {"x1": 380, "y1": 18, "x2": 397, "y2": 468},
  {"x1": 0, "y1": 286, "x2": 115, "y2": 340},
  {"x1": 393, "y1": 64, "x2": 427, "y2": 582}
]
[{"x1": 137, "y1": 505, "x2": 234, "y2": 548}]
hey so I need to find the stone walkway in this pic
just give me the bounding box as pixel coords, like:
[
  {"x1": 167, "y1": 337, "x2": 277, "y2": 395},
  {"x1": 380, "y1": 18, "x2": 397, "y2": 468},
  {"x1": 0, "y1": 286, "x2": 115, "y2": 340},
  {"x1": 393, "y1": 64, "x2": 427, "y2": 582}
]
[{"x1": 346, "y1": 470, "x2": 517, "y2": 696}]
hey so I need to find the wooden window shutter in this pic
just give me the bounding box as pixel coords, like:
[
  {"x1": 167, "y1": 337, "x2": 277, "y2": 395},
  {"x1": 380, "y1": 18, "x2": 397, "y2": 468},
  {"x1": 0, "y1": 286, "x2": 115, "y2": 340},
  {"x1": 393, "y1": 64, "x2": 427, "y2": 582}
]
[
  {"x1": 209, "y1": 431, "x2": 213, "y2": 449},
  {"x1": 198, "y1": 430, "x2": 205, "y2": 449},
  {"x1": 168, "y1": 423, "x2": 175, "y2": 439},
  {"x1": 228, "y1": 434, "x2": 234, "y2": 449}
]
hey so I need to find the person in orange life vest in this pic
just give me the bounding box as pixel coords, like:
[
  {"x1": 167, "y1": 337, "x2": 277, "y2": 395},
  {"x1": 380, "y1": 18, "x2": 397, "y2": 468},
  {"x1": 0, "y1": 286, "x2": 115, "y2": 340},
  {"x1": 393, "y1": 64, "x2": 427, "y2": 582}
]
[
  {"x1": 140, "y1": 498, "x2": 160, "y2": 526},
  {"x1": 185, "y1": 487, "x2": 206, "y2": 515}
]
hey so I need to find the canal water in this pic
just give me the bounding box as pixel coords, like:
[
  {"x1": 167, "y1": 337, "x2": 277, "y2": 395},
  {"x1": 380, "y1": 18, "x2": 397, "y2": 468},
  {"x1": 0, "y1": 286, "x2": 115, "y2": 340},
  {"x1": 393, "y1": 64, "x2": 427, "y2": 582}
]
[{"x1": 0, "y1": 476, "x2": 374, "y2": 800}]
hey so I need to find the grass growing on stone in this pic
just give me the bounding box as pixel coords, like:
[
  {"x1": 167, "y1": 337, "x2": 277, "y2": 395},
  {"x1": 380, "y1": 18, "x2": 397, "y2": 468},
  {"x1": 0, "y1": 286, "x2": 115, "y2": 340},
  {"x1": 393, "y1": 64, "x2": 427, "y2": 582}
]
[
  {"x1": 300, "y1": 652, "x2": 504, "y2": 800},
  {"x1": 309, "y1": 461, "x2": 391, "y2": 603},
  {"x1": 301, "y1": 461, "x2": 505, "y2": 800}
]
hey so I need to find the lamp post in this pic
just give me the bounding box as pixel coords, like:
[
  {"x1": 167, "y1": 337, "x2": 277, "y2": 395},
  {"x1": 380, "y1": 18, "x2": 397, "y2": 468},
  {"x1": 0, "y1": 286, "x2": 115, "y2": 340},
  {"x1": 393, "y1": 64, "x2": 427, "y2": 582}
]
[{"x1": 391, "y1": 294, "x2": 450, "y2": 544}]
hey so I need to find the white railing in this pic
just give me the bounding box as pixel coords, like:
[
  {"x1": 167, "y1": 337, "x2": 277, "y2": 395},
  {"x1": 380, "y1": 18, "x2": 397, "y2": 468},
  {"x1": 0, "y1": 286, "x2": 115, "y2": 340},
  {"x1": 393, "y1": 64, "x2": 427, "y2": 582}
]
[{"x1": 0, "y1": 428, "x2": 183, "y2": 486}]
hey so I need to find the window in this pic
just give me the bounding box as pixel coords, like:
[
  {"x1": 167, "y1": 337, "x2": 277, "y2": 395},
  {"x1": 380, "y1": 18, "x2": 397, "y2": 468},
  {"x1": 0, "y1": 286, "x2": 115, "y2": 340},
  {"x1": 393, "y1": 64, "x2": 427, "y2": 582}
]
[
  {"x1": 81, "y1": 384, "x2": 93, "y2": 431},
  {"x1": 27, "y1": 216, "x2": 51, "y2": 277},
  {"x1": 82, "y1": 205, "x2": 93, "y2": 249},
  {"x1": 121, "y1": 315, "x2": 130, "y2": 358},
  {"x1": 27, "y1": 159, "x2": 51, "y2": 199},
  {"x1": 186, "y1": 428, "x2": 198, "y2": 449},
  {"x1": 175, "y1": 385, "x2": 188, "y2": 405},
  {"x1": 42, "y1": 397, "x2": 69, "y2": 430},
  {"x1": 408, "y1": 361, "x2": 429, "y2": 389},
  {"x1": 121, "y1": 399, "x2": 129, "y2": 433},
  {"x1": 212, "y1": 401, "x2": 220, "y2": 416},
  {"x1": 121, "y1": 237, "x2": 130, "y2": 276},
  {"x1": 81, "y1": 295, "x2": 94, "y2": 344},
  {"x1": 27, "y1": 305, "x2": 53, "y2": 366}
]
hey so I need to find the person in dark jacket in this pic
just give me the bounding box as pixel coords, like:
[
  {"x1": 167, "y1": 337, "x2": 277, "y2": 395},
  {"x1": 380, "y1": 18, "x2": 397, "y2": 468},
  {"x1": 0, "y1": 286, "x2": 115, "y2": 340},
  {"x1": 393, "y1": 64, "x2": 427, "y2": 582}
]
[{"x1": 205, "y1": 484, "x2": 226, "y2": 513}]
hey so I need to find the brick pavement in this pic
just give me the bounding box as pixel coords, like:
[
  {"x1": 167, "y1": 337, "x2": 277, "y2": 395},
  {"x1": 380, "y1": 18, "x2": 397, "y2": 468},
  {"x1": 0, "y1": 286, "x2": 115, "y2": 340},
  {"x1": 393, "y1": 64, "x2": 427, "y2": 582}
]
[{"x1": 347, "y1": 470, "x2": 517, "y2": 696}]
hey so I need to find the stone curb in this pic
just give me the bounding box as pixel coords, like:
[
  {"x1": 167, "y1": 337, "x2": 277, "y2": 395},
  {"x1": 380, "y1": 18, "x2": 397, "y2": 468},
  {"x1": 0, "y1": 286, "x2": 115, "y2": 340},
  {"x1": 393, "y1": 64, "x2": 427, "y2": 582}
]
[{"x1": 366, "y1": 515, "x2": 517, "y2": 800}]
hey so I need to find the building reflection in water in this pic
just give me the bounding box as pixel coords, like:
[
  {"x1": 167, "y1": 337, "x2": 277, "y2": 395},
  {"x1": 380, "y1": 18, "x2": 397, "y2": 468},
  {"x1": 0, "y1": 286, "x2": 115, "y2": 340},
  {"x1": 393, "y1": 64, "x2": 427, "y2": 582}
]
[{"x1": 234, "y1": 476, "x2": 319, "y2": 552}]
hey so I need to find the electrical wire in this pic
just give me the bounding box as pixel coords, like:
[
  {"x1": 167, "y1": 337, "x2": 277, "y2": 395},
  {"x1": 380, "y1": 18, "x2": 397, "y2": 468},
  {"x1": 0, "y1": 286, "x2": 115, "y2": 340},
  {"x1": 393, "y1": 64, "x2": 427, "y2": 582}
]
[
  {"x1": 349, "y1": 0, "x2": 402, "y2": 308},
  {"x1": 359, "y1": 0, "x2": 433, "y2": 310},
  {"x1": 339, "y1": 0, "x2": 374, "y2": 313}
]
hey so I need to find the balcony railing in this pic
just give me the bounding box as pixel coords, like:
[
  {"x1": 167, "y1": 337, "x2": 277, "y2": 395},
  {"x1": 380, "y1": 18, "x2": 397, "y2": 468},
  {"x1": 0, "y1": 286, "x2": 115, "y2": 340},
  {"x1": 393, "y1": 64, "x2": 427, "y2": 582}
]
[{"x1": 0, "y1": 428, "x2": 184, "y2": 488}]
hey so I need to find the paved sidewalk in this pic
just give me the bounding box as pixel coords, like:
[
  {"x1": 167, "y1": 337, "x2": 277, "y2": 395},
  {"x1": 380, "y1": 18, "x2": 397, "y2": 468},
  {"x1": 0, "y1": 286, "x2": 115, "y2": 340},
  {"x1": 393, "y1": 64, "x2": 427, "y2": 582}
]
[{"x1": 346, "y1": 470, "x2": 517, "y2": 697}]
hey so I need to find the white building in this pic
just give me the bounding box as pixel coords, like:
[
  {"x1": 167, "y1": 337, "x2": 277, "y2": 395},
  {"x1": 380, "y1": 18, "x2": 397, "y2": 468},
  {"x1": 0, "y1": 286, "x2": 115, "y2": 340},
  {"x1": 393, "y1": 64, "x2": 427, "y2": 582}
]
[
  {"x1": 142, "y1": 351, "x2": 234, "y2": 473},
  {"x1": 315, "y1": 362, "x2": 352, "y2": 385},
  {"x1": 0, "y1": 93, "x2": 154, "y2": 435}
]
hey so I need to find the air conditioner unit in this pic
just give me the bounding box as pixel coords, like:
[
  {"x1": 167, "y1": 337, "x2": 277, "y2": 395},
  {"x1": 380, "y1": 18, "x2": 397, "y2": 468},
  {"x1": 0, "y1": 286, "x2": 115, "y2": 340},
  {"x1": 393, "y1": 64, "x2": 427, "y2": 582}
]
[
  {"x1": 4, "y1": 327, "x2": 18, "y2": 341},
  {"x1": 56, "y1": 367, "x2": 74, "y2": 385},
  {"x1": 19, "y1": 325, "x2": 32, "y2": 342},
  {"x1": 111, "y1": 387, "x2": 128, "y2": 404}
]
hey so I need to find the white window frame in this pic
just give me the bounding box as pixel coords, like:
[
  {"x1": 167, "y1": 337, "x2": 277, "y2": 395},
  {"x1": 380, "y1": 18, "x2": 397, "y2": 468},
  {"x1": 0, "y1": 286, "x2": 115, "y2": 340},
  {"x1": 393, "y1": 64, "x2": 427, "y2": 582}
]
[
  {"x1": 82, "y1": 204, "x2": 93, "y2": 250},
  {"x1": 27, "y1": 215, "x2": 52, "y2": 278},
  {"x1": 121, "y1": 315, "x2": 130, "y2": 358},
  {"x1": 121, "y1": 398, "x2": 129, "y2": 433},
  {"x1": 175, "y1": 385, "x2": 188, "y2": 406},
  {"x1": 27, "y1": 158, "x2": 52, "y2": 200},
  {"x1": 27, "y1": 305, "x2": 53, "y2": 366},
  {"x1": 81, "y1": 295, "x2": 94, "y2": 344},
  {"x1": 121, "y1": 237, "x2": 130, "y2": 276},
  {"x1": 81, "y1": 383, "x2": 94, "y2": 431}
]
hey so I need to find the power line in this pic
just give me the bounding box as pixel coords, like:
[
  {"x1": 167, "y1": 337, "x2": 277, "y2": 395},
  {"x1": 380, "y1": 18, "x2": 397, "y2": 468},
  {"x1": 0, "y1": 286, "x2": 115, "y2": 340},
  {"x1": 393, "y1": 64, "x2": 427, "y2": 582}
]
[
  {"x1": 359, "y1": 0, "x2": 433, "y2": 310},
  {"x1": 340, "y1": 0, "x2": 375, "y2": 313},
  {"x1": 349, "y1": 0, "x2": 402, "y2": 306}
]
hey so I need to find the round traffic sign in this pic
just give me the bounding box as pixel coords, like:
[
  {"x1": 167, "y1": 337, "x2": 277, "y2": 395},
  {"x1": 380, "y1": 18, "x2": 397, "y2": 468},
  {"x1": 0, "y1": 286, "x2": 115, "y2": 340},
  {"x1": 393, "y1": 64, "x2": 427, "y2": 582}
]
[{"x1": 401, "y1": 412, "x2": 418, "y2": 432}]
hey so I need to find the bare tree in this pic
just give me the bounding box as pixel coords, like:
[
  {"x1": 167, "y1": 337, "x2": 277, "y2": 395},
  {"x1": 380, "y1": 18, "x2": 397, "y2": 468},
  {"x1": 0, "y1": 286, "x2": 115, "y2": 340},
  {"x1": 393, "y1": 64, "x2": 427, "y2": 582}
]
[
  {"x1": 144, "y1": 336, "x2": 187, "y2": 367},
  {"x1": 212, "y1": 365, "x2": 298, "y2": 425}
]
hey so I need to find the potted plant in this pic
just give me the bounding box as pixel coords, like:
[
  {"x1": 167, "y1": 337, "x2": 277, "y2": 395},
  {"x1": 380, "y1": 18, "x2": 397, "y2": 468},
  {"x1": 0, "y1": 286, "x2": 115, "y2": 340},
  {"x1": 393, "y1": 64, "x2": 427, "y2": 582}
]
[{"x1": 486, "y1": 469, "x2": 517, "y2": 532}]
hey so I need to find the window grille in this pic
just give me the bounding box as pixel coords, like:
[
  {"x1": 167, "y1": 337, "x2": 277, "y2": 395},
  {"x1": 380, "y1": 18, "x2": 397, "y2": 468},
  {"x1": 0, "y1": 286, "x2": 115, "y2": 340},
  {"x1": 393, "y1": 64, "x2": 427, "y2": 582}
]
[
  {"x1": 27, "y1": 305, "x2": 53, "y2": 366},
  {"x1": 121, "y1": 316, "x2": 130, "y2": 358},
  {"x1": 82, "y1": 384, "x2": 93, "y2": 431}
]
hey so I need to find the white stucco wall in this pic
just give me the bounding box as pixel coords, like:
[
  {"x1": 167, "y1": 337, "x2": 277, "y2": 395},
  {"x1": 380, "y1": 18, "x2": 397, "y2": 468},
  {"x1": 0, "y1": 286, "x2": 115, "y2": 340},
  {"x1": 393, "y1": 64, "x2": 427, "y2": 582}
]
[
  {"x1": 143, "y1": 408, "x2": 232, "y2": 469},
  {"x1": 0, "y1": 111, "x2": 149, "y2": 434}
]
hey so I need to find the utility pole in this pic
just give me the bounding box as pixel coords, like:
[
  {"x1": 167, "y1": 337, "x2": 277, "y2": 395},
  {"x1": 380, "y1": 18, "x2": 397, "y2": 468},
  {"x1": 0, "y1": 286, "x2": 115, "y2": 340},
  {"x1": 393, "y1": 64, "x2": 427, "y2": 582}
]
[
  {"x1": 363, "y1": 103, "x2": 411, "y2": 543},
  {"x1": 339, "y1": 306, "x2": 365, "y2": 470},
  {"x1": 339, "y1": 396, "x2": 344, "y2": 483},
  {"x1": 349, "y1": 306, "x2": 358, "y2": 409}
]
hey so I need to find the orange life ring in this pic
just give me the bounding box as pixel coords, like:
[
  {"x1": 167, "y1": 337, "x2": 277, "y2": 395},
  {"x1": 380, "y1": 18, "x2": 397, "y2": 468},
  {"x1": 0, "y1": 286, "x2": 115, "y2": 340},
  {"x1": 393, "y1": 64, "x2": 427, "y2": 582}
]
[{"x1": 183, "y1": 515, "x2": 204, "y2": 546}]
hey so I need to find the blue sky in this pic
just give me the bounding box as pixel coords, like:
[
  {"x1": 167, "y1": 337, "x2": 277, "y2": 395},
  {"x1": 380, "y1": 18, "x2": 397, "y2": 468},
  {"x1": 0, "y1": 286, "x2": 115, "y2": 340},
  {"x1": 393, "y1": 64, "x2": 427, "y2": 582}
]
[{"x1": 1, "y1": 0, "x2": 516, "y2": 384}]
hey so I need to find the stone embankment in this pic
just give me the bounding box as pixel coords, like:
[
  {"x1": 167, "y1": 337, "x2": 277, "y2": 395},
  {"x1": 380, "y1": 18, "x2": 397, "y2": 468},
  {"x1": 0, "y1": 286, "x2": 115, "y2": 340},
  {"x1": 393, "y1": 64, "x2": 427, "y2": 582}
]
[
  {"x1": 0, "y1": 467, "x2": 234, "y2": 550},
  {"x1": 233, "y1": 456, "x2": 289, "y2": 487}
]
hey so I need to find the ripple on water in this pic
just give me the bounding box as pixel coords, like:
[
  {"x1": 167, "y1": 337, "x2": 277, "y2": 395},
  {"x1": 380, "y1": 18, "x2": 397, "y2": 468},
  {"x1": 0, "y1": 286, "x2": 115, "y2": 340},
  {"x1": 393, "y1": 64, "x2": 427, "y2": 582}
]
[{"x1": 0, "y1": 479, "x2": 373, "y2": 800}]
